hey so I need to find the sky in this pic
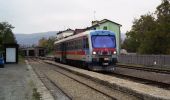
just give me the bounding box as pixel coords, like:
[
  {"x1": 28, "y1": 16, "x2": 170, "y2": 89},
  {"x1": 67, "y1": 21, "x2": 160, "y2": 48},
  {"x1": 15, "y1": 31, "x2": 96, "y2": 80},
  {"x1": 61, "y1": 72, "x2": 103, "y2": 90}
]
[{"x1": 0, "y1": 0, "x2": 161, "y2": 34}]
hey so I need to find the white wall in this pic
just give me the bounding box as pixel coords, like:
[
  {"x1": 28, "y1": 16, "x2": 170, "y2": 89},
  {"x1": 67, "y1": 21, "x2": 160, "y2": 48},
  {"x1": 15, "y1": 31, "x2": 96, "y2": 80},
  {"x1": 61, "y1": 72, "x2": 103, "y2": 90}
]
[{"x1": 6, "y1": 48, "x2": 16, "y2": 63}]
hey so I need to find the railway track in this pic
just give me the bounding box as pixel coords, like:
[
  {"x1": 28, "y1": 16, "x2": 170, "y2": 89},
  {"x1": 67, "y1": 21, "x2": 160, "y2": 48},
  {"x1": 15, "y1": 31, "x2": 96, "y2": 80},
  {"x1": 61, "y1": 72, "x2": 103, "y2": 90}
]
[
  {"x1": 110, "y1": 72, "x2": 170, "y2": 90},
  {"x1": 27, "y1": 58, "x2": 140, "y2": 100},
  {"x1": 39, "y1": 56, "x2": 170, "y2": 74},
  {"x1": 37, "y1": 57, "x2": 170, "y2": 89},
  {"x1": 27, "y1": 58, "x2": 71, "y2": 100},
  {"x1": 117, "y1": 64, "x2": 170, "y2": 74},
  {"x1": 112, "y1": 66, "x2": 170, "y2": 90}
]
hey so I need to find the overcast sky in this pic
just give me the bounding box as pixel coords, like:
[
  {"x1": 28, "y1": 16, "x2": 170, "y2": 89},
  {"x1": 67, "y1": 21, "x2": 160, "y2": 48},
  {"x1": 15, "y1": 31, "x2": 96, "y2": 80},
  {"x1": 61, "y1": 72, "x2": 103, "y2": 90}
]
[{"x1": 0, "y1": 0, "x2": 161, "y2": 34}]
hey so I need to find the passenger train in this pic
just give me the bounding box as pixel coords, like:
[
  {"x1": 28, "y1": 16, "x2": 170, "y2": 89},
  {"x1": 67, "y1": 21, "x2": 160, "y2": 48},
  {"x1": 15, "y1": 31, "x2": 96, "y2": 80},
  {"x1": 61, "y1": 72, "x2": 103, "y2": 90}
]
[{"x1": 54, "y1": 30, "x2": 117, "y2": 71}]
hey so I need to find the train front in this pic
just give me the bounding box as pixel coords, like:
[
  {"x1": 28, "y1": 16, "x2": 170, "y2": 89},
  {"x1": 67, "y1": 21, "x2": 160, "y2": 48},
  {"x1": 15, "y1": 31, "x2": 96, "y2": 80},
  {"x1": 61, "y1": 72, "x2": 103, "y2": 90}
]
[{"x1": 89, "y1": 30, "x2": 117, "y2": 71}]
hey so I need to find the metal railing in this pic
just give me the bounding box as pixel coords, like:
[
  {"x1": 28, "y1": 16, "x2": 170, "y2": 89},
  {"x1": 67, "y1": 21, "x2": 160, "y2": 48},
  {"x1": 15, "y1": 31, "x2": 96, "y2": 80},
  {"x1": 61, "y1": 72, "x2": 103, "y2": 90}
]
[{"x1": 118, "y1": 55, "x2": 170, "y2": 66}]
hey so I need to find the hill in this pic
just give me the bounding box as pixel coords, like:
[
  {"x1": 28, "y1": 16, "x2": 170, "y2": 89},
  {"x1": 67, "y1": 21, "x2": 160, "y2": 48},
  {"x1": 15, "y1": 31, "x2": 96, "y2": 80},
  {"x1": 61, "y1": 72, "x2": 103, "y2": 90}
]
[
  {"x1": 15, "y1": 31, "x2": 126, "y2": 45},
  {"x1": 15, "y1": 31, "x2": 57, "y2": 45}
]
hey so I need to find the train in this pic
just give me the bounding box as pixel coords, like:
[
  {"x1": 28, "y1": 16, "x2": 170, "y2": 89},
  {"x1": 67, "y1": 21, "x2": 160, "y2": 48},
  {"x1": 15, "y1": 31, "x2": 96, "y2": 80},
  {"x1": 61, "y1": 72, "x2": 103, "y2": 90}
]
[{"x1": 54, "y1": 30, "x2": 117, "y2": 71}]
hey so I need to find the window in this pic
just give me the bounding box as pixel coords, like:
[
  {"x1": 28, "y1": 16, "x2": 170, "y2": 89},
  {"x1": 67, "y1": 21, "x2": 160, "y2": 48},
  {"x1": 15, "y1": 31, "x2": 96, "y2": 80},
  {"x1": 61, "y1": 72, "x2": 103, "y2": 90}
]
[
  {"x1": 103, "y1": 26, "x2": 107, "y2": 30},
  {"x1": 91, "y1": 35, "x2": 116, "y2": 48},
  {"x1": 83, "y1": 38, "x2": 89, "y2": 49},
  {"x1": 91, "y1": 27, "x2": 96, "y2": 30}
]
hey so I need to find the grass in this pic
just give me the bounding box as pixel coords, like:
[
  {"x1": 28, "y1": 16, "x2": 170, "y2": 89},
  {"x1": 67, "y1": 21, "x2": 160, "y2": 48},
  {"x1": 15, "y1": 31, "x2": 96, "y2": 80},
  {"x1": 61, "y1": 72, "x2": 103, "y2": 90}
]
[
  {"x1": 18, "y1": 54, "x2": 25, "y2": 64},
  {"x1": 32, "y1": 88, "x2": 41, "y2": 100}
]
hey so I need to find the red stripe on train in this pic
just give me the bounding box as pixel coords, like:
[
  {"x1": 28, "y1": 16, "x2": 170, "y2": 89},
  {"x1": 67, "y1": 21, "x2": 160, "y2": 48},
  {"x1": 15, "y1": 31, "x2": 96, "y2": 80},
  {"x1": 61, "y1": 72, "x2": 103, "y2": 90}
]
[{"x1": 55, "y1": 50, "x2": 85, "y2": 55}]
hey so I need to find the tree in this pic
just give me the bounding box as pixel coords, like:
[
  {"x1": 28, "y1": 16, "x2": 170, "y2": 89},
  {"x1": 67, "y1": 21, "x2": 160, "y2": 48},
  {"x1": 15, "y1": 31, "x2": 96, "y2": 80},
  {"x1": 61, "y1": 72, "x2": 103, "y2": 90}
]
[
  {"x1": 38, "y1": 36, "x2": 55, "y2": 54},
  {"x1": 38, "y1": 37, "x2": 48, "y2": 47},
  {"x1": 46, "y1": 37, "x2": 55, "y2": 53},
  {"x1": 122, "y1": 14, "x2": 156, "y2": 53},
  {"x1": 155, "y1": 0, "x2": 170, "y2": 54},
  {"x1": 122, "y1": 0, "x2": 170, "y2": 54},
  {"x1": 0, "y1": 22, "x2": 16, "y2": 51}
]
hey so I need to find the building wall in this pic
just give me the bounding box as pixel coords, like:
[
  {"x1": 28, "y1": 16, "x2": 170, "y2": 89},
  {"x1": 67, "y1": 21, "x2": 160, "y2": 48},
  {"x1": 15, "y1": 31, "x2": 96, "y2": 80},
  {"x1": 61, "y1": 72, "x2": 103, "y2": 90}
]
[{"x1": 93, "y1": 22, "x2": 121, "y2": 54}]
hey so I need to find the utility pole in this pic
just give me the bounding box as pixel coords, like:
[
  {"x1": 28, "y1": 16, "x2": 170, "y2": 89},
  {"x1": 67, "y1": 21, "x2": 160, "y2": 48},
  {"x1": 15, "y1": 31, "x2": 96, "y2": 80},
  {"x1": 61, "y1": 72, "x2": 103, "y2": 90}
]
[{"x1": 93, "y1": 10, "x2": 96, "y2": 21}]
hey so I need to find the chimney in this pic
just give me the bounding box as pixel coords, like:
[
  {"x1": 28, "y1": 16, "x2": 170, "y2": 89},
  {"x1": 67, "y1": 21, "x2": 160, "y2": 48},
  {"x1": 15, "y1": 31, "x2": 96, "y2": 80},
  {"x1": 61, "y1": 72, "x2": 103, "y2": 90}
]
[{"x1": 92, "y1": 20, "x2": 99, "y2": 26}]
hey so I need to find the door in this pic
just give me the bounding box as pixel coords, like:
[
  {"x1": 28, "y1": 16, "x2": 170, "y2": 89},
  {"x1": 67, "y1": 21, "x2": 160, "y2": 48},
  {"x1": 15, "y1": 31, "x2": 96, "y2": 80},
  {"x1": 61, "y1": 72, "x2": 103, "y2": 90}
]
[
  {"x1": 6, "y1": 48, "x2": 16, "y2": 63},
  {"x1": 61, "y1": 43, "x2": 66, "y2": 63}
]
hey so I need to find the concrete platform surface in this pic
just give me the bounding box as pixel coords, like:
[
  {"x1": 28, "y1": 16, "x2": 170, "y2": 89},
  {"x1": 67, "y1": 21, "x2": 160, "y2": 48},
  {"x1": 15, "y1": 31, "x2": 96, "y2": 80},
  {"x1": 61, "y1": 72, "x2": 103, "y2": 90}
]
[
  {"x1": 0, "y1": 64, "x2": 32, "y2": 100},
  {"x1": 0, "y1": 62, "x2": 54, "y2": 100},
  {"x1": 45, "y1": 60, "x2": 170, "y2": 100}
]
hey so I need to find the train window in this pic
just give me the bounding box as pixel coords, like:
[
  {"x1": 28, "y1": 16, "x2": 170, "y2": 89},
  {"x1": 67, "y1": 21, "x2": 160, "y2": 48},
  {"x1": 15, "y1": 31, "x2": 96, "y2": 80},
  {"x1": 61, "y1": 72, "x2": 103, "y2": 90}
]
[
  {"x1": 76, "y1": 40, "x2": 78, "y2": 49},
  {"x1": 86, "y1": 38, "x2": 89, "y2": 49},
  {"x1": 68, "y1": 42, "x2": 70, "y2": 50},
  {"x1": 56, "y1": 45, "x2": 58, "y2": 50},
  {"x1": 55, "y1": 44, "x2": 58, "y2": 50},
  {"x1": 83, "y1": 39, "x2": 85, "y2": 49},
  {"x1": 73, "y1": 41, "x2": 76, "y2": 50},
  {"x1": 77, "y1": 39, "x2": 80, "y2": 49},
  {"x1": 80, "y1": 39, "x2": 83, "y2": 49},
  {"x1": 66, "y1": 42, "x2": 68, "y2": 50},
  {"x1": 69, "y1": 41, "x2": 72, "y2": 50},
  {"x1": 91, "y1": 35, "x2": 116, "y2": 48},
  {"x1": 71, "y1": 41, "x2": 73, "y2": 50},
  {"x1": 83, "y1": 38, "x2": 89, "y2": 49},
  {"x1": 59, "y1": 44, "x2": 62, "y2": 50}
]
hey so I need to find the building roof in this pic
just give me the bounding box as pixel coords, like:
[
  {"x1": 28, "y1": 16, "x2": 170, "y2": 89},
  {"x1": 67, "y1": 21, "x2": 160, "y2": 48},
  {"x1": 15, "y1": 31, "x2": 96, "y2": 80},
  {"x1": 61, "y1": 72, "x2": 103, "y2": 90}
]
[
  {"x1": 74, "y1": 29, "x2": 86, "y2": 35},
  {"x1": 57, "y1": 28, "x2": 74, "y2": 35},
  {"x1": 86, "y1": 19, "x2": 122, "y2": 30},
  {"x1": 99, "y1": 19, "x2": 122, "y2": 26},
  {"x1": 56, "y1": 19, "x2": 121, "y2": 36}
]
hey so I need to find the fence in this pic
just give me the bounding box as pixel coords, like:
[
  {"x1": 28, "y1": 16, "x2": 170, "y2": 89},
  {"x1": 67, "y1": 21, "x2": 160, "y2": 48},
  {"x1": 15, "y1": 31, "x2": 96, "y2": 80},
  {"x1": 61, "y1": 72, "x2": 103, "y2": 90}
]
[{"x1": 118, "y1": 55, "x2": 170, "y2": 66}]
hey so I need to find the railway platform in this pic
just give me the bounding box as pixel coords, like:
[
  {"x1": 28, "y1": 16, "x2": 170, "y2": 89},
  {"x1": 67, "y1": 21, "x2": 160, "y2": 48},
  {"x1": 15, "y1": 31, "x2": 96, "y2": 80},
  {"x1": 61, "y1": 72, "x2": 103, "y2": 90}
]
[
  {"x1": 0, "y1": 62, "x2": 54, "y2": 100},
  {"x1": 44, "y1": 60, "x2": 170, "y2": 100}
]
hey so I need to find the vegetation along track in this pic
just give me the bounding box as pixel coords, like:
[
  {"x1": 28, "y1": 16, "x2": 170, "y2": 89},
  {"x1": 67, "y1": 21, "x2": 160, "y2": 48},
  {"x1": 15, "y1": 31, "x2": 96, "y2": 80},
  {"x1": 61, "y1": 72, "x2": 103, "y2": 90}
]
[{"x1": 28, "y1": 58, "x2": 140, "y2": 100}]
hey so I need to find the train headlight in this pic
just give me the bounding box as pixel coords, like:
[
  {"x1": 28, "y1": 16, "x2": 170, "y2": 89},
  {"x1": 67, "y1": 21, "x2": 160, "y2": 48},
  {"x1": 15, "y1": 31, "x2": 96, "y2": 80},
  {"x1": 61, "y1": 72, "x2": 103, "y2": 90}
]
[
  {"x1": 113, "y1": 51, "x2": 117, "y2": 54},
  {"x1": 93, "y1": 51, "x2": 96, "y2": 55}
]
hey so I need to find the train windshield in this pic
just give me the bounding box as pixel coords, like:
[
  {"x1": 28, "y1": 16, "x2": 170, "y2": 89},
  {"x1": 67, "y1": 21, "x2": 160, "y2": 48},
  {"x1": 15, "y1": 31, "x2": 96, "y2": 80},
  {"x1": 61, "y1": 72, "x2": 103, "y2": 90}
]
[{"x1": 91, "y1": 35, "x2": 116, "y2": 48}]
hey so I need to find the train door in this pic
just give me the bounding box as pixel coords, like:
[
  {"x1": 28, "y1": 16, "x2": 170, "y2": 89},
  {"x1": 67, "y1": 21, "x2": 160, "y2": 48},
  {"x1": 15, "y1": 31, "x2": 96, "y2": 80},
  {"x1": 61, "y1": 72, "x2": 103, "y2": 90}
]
[{"x1": 61, "y1": 43, "x2": 66, "y2": 63}]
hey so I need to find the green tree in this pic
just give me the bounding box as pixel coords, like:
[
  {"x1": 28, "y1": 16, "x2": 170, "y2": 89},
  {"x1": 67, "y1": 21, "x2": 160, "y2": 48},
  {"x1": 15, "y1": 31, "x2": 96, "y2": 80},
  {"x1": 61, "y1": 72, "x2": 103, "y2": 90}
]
[
  {"x1": 122, "y1": 0, "x2": 170, "y2": 54},
  {"x1": 122, "y1": 14, "x2": 156, "y2": 53},
  {"x1": 0, "y1": 22, "x2": 16, "y2": 51},
  {"x1": 155, "y1": 0, "x2": 170, "y2": 54},
  {"x1": 38, "y1": 36, "x2": 55, "y2": 54},
  {"x1": 46, "y1": 37, "x2": 55, "y2": 53},
  {"x1": 38, "y1": 37, "x2": 48, "y2": 47}
]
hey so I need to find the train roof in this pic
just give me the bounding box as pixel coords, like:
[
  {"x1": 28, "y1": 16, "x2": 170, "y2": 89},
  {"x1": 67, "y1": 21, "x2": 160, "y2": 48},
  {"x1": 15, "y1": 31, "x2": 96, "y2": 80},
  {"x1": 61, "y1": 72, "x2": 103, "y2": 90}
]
[
  {"x1": 54, "y1": 30, "x2": 90, "y2": 44},
  {"x1": 90, "y1": 30, "x2": 115, "y2": 35},
  {"x1": 54, "y1": 30, "x2": 115, "y2": 44}
]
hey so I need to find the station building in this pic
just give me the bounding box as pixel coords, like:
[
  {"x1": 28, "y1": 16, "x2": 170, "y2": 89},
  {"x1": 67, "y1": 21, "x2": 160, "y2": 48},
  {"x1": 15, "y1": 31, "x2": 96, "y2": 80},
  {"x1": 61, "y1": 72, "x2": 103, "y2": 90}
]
[{"x1": 22, "y1": 47, "x2": 46, "y2": 57}]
